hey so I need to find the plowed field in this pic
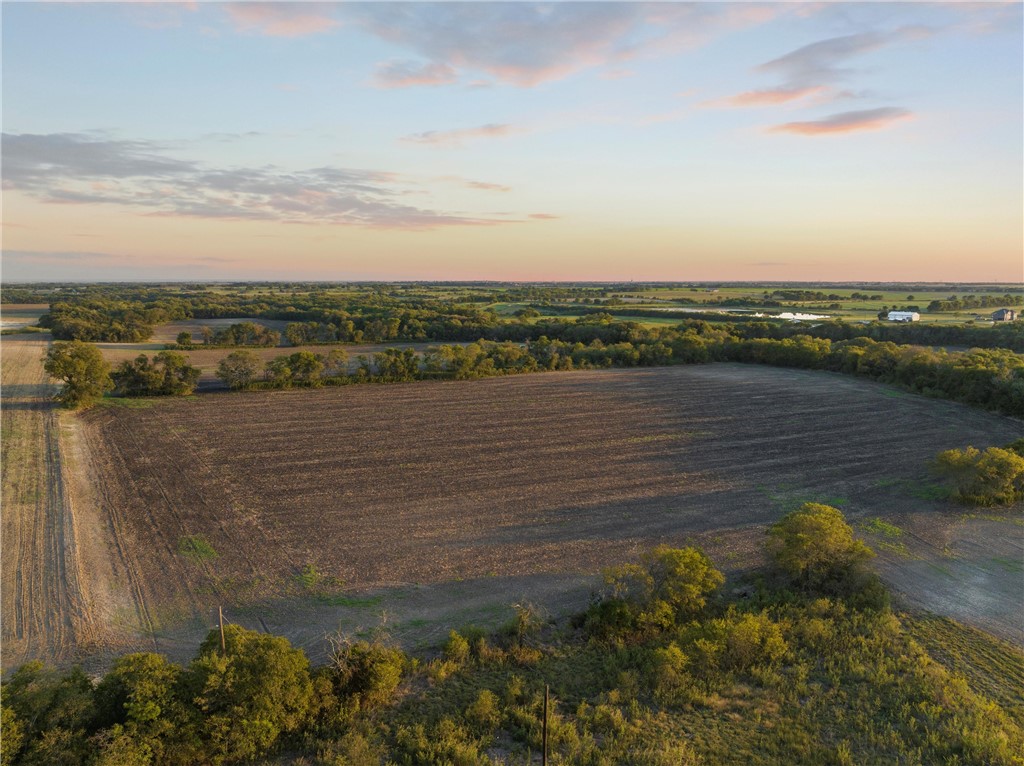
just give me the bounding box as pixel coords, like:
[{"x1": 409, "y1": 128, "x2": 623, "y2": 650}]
[{"x1": 77, "y1": 365, "x2": 1024, "y2": 661}]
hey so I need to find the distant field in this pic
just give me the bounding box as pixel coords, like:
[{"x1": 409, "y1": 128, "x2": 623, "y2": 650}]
[
  {"x1": 0, "y1": 303, "x2": 47, "y2": 330},
  {"x1": 76, "y1": 365, "x2": 1024, "y2": 662}
]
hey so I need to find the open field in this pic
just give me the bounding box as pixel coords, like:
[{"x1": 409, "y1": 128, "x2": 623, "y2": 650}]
[
  {"x1": 73, "y1": 364, "x2": 1023, "y2": 664},
  {"x1": 0, "y1": 303, "x2": 48, "y2": 331}
]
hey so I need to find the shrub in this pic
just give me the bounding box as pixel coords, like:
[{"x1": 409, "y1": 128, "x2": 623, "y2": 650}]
[
  {"x1": 588, "y1": 546, "x2": 724, "y2": 638},
  {"x1": 327, "y1": 638, "x2": 406, "y2": 711},
  {"x1": 767, "y1": 503, "x2": 875, "y2": 591},
  {"x1": 935, "y1": 446, "x2": 1024, "y2": 506}
]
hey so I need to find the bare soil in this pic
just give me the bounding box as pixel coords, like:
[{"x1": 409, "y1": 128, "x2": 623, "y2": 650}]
[{"x1": 73, "y1": 365, "x2": 1023, "y2": 664}]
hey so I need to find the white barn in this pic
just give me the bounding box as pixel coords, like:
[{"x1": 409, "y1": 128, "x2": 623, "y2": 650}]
[{"x1": 887, "y1": 311, "x2": 920, "y2": 322}]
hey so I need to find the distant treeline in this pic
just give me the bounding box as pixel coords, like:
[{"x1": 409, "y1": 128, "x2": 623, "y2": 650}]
[
  {"x1": 926, "y1": 294, "x2": 1021, "y2": 313},
  {"x1": 29, "y1": 286, "x2": 1024, "y2": 351}
]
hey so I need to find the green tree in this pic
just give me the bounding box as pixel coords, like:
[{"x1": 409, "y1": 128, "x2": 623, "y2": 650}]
[
  {"x1": 43, "y1": 341, "x2": 112, "y2": 408},
  {"x1": 935, "y1": 446, "x2": 1024, "y2": 506},
  {"x1": 111, "y1": 352, "x2": 200, "y2": 397},
  {"x1": 175, "y1": 331, "x2": 193, "y2": 347},
  {"x1": 215, "y1": 350, "x2": 262, "y2": 390},
  {"x1": 768, "y1": 503, "x2": 874, "y2": 589},
  {"x1": 93, "y1": 653, "x2": 186, "y2": 765},
  {"x1": 178, "y1": 626, "x2": 313, "y2": 764}
]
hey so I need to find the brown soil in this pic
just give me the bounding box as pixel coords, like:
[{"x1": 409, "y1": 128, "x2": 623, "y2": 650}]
[{"x1": 73, "y1": 364, "x2": 1023, "y2": 664}]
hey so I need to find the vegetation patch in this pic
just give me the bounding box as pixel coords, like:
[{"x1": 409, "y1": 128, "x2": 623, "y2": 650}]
[
  {"x1": 861, "y1": 517, "x2": 903, "y2": 538},
  {"x1": 5, "y1": 508, "x2": 1022, "y2": 766},
  {"x1": 177, "y1": 535, "x2": 217, "y2": 562}
]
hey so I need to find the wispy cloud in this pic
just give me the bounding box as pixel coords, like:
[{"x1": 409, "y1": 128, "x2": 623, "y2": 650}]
[
  {"x1": 705, "y1": 85, "x2": 828, "y2": 108},
  {"x1": 343, "y1": 3, "x2": 779, "y2": 87},
  {"x1": 435, "y1": 176, "x2": 512, "y2": 193},
  {"x1": 223, "y1": 2, "x2": 339, "y2": 38},
  {"x1": 401, "y1": 123, "x2": 519, "y2": 148},
  {"x1": 2, "y1": 132, "x2": 519, "y2": 229},
  {"x1": 710, "y1": 26, "x2": 934, "y2": 111},
  {"x1": 372, "y1": 60, "x2": 458, "y2": 89},
  {"x1": 768, "y1": 107, "x2": 912, "y2": 136}
]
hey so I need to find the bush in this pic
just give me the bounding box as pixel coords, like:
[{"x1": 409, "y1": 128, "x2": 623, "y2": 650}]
[
  {"x1": 935, "y1": 446, "x2": 1024, "y2": 506},
  {"x1": 767, "y1": 503, "x2": 875, "y2": 592},
  {"x1": 588, "y1": 546, "x2": 724, "y2": 638},
  {"x1": 326, "y1": 638, "x2": 406, "y2": 711}
]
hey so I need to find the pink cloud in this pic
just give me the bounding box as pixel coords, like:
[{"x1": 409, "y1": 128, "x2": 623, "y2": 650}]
[
  {"x1": 401, "y1": 124, "x2": 520, "y2": 148},
  {"x1": 706, "y1": 85, "x2": 828, "y2": 108},
  {"x1": 223, "y1": 3, "x2": 339, "y2": 38},
  {"x1": 529, "y1": 213, "x2": 560, "y2": 220},
  {"x1": 372, "y1": 60, "x2": 458, "y2": 89},
  {"x1": 768, "y1": 107, "x2": 912, "y2": 136}
]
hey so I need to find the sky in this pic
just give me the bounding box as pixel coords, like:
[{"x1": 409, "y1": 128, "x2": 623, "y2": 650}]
[{"x1": 2, "y1": 1, "x2": 1022, "y2": 283}]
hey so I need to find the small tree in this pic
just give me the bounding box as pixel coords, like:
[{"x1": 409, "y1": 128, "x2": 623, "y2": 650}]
[
  {"x1": 43, "y1": 341, "x2": 112, "y2": 408},
  {"x1": 591, "y1": 546, "x2": 724, "y2": 636},
  {"x1": 111, "y1": 352, "x2": 200, "y2": 397},
  {"x1": 935, "y1": 446, "x2": 1024, "y2": 506},
  {"x1": 768, "y1": 503, "x2": 874, "y2": 589},
  {"x1": 175, "y1": 331, "x2": 193, "y2": 347},
  {"x1": 216, "y1": 350, "x2": 262, "y2": 390}
]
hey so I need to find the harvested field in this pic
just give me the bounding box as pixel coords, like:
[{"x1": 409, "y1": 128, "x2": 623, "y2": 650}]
[
  {"x1": 0, "y1": 304, "x2": 47, "y2": 330},
  {"x1": 0, "y1": 335, "x2": 117, "y2": 671},
  {"x1": 78, "y1": 364, "x2": 1024, "y2": 661}
]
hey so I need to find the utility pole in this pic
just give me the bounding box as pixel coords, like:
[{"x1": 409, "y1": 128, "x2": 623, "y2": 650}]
[{"x1": 219, "y1": 605, "x2": 226, "y2": 655}]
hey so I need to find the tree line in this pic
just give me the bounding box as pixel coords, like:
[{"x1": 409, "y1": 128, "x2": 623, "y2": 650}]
[{"x1": 45, "y1": 321, "x2": 1024, "y2": 417}]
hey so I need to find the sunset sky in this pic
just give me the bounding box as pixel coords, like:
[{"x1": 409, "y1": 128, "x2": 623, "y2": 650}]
[{"x1": 2, "y1": 1, "x2": 1022, "y2": 282}]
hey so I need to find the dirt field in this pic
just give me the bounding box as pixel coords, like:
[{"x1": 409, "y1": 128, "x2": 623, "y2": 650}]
[
  {"x1": 74, "y1": 365, "x2": 1023, "y2": 663},
  {"x1": 0, "y1": 335, "x2": 118, "y2": 670},
  {"x1": 0, "y1": 304, "x2": 47, "y2": 330}
]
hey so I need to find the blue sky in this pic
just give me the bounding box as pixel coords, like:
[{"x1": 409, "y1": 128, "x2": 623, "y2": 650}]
[{"x1": 2, "y1": 1, "x2": 1022, "y2": 282}]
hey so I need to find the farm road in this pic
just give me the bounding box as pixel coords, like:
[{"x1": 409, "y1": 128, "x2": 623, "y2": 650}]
[{"x1": 1, "y1": 336, "x2": 93, "y2": 670}]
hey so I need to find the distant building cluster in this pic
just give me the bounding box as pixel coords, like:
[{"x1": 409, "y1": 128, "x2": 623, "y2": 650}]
[{"x1": 991, "y1": 308, "x2": 1017, "y2": 322}]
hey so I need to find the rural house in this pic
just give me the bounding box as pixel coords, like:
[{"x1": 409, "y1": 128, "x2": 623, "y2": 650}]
[
  {"x1": 991, "y1": 308, "x2": 1018, "y2": 322},
  {"x1": 887, "y1": 311, "x2": 920, "y2": 322}
]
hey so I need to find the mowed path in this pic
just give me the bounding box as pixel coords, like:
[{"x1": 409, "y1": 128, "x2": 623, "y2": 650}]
[
  {"x1": 80, "y1": 365, "x2": 1024, "y2": 659},
  {"x1": 1, "y1": 335, "x2": 96, "y2": 669}
]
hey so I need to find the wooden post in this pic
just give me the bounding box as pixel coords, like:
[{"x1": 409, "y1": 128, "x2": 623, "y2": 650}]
[
  {"x1": 542, "y1": 684, "x2": 549, "y2": 766},
  {"x1": 219, "y1": 606, "x2": 226, "y2": 655}
]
